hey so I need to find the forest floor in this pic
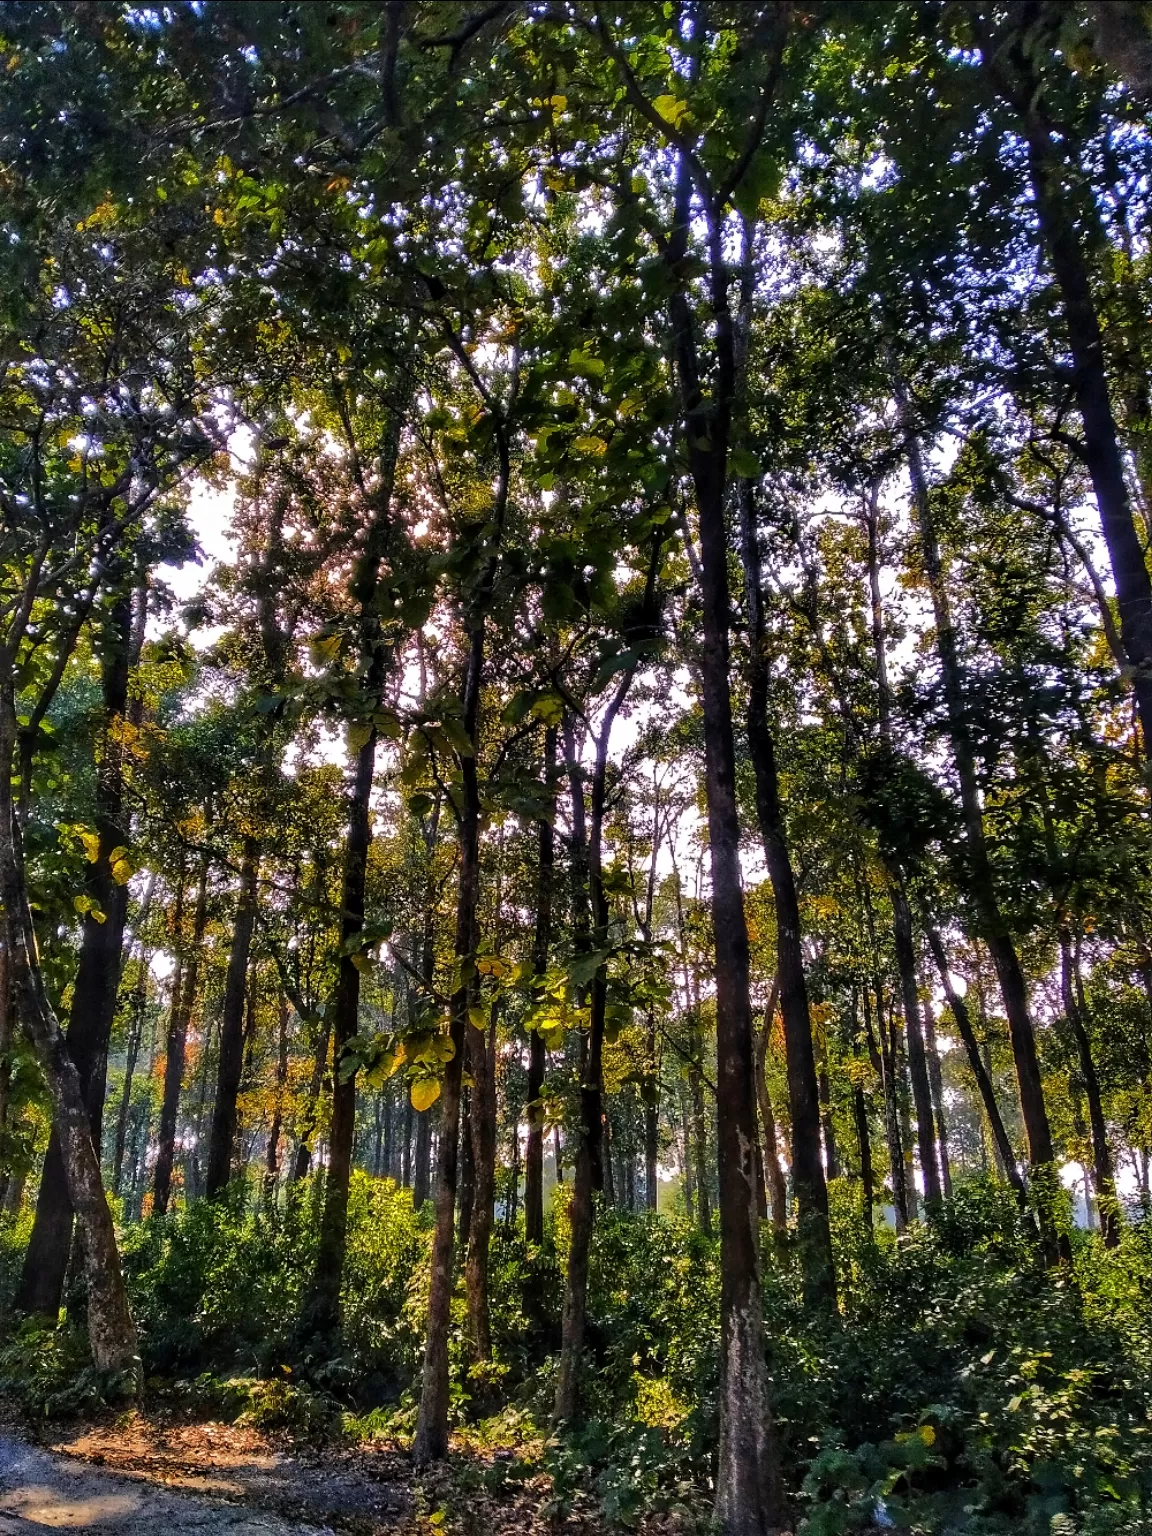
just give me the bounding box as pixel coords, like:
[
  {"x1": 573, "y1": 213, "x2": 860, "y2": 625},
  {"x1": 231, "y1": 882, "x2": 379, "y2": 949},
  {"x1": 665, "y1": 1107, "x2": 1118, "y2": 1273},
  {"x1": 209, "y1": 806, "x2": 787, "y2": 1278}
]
[{"x1": 0, "y1": 1407, "x2": 646, "y2": 1534}]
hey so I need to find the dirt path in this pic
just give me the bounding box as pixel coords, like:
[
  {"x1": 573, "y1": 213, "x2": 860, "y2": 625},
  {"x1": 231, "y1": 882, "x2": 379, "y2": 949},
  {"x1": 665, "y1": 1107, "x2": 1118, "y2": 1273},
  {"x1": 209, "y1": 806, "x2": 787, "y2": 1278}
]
[
  {"x1": 0, "y1": 1419, "x2": 412, "y2": 1533},
  {"x1": 0, "y1": 1434, "x2": 332, "y2": 1532}
]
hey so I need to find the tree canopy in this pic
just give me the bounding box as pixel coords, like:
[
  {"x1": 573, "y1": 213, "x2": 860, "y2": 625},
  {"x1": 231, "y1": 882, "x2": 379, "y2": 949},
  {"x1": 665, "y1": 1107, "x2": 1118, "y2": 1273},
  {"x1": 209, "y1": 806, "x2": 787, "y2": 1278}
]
[{"x1": 1, "y1": 5, "x2": 1151, "y2": 1534}]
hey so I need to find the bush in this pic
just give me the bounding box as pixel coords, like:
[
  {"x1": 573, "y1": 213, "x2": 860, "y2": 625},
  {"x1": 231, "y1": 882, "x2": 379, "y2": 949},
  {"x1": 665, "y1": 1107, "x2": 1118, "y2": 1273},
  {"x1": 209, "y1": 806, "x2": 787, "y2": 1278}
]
[{"x1": 121, "y1": 1170, "x2": 427, "y2": 1398}]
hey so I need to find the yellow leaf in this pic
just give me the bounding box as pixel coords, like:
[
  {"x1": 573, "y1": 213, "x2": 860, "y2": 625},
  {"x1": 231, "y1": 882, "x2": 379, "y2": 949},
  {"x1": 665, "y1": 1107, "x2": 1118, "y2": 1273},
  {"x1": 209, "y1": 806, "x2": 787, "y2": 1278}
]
[
  {"x1": 350, "y1": 952, "x2": 371, "y2": 972},
  {"x1": 572, "y1": 435, "x2": 608, "y2": 456},
  {"x1": 411, "y1": 1078, "x2": 441, "y2": 1112},
  {"x1": 309, "y1": 634, "x2": 341, "y2": 666},
  {"x1": 79, "y1": 831, "x2": 101, "y2": 863},
  {"x1": 111, "y1": 858, "x2": 134, "y2": 886},
  {"x1": 652, "y1": 94, "x2": 690, "y2": 128},
  {"x1": 467, "y1": 1006, "x2": 487, "y2": 1030}
]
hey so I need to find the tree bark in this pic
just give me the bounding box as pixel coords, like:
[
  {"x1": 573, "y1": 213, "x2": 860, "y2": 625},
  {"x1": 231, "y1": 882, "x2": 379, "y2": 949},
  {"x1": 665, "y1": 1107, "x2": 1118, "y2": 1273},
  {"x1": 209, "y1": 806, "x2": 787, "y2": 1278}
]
[
  {"x1": 644, "y1": 1008, "x2": 660, "y2": 1213},
  {"x1": 737, "y1": 477, "x2": 834, "y2": 1304},
  {"x1": 303, "y1": 728, "x2": 376, "y2": 1333},
  {"x1": 1, "y1": 687, "x2": 137, "y2": 1375},
  {"x1": 205, "y1": 837, "x2": 259, "y2": 1197},
  {"x1": 554, "y1": 540, "x2": 659, "y2": 1422},
  {"x1": 18, "y1": 594, "x2": 132, "y2": 1318},
  {"x1": 864, "y1": 972, "x2": 907, "y2": 1230},
  {"x1": 666, "y1": 150, "x2": 783, "y2": 1527},
  {"x1": 263, "y1": 995, "x2": 290, "y2": 1203},
  {"x1": 891, "y1": 886, "x2": 941, "y2": 1205},
  {"x1": 815, "y1": 1029, "x2": 840, "y2": 1182},
  {"x1": 413, "y1": 626, "x2": 483, "y2": 1465},
  {"x1": 290, "y1": 1017, "x2": 331, "y2": 1185},
  {"x1": 465, "y1": 1002, "x2": 497, "y2": 1363},
  {"x1": 922, "y1": 1001, "x2": 952, "y2": 1198},
  {"x1": 925, "y1": 925, "x2": 1026, "y2": 1201},
  {"x1": 524, "y1": 726, "x2": 556, "y2": 1245},
  {"x1": 861, "y1": 496, "x2": 942, "y2": 1208},
  {"x1": 0, "y1": 942, "x2": 11, "y2": 1212},
  {"x1": 112, "y1": 949, "x2": 149, "y2": 1197},
  {"x1": 853, "y1": 1082, "x2": 874, "y2": 1230},
  {"x1": 154, "y1": 852, "x2": 209, "y2": 1216},
  {"x1": 754, "y1": 993, "x2": 788, "y2": 1234},
  {"x1": 1063, "y1": 935, "x2": 1120, "y2": 1245}
]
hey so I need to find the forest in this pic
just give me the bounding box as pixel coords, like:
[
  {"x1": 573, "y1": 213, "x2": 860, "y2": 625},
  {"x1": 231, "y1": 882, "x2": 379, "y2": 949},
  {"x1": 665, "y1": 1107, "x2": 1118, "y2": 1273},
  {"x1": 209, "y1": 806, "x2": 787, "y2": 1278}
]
[{"x1": 0, "y1": 3, "x2": 1151, "y2": 1533}]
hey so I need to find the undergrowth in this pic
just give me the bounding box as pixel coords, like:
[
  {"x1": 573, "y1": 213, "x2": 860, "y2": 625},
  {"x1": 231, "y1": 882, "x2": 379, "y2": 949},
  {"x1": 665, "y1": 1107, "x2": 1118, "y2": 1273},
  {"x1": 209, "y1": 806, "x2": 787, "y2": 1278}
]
[{"x1": 1, "y1": 1174, "x2": 1149, "y2": 1534}]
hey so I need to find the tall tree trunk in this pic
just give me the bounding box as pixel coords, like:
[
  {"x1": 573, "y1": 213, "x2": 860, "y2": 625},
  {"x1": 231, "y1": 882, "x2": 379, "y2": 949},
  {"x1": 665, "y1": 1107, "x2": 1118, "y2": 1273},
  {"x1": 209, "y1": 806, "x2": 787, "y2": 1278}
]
[
  {"x1": 815, "y1": 1030, "x2": 840, "y2": 1182},
  {"x1": 891, "y1": 889, "x2": 941, "y2": 1205},
  {"x1": 112, "y1": 949, "x2": 149, "y2": 1196},
  {"x1": 303, "y1": 728, "x2": 376, "y2": 1333},
  {"x1": 154, "y1": 853, "x2": 209, "y2": 1216},
  {"x1": 399, "y1": 1092, "x2": 413, "y2": 1187},
  {"x1": 205, "y1": 836, "x2": 259, "y2": 1197},
  {"x1": 263, "y1": 996, "x2": 290, "y2": 1204},
  {"x1": 864, "y1": 973, "x2": 907, "y2": 1230},
  {"x1": 737, "y1": 478, "x2": 833, "y2": 1305},
  {"x1": 554, "y1": 739, "x2": 605, "y2": 1421},
  {"x1": 0, "y1": 942, "x2": 11, "y2": 1212},
  {"x1": 18, "y1": 595, "x2": 132, "y2": 1317},
  {"x1": 894, "y1": 371, "x2": 1059, "y2": 1188},
  {"x1": 679, "y1": 1087, "x2": 695, "y2": 1223},
  {"x1": 465, "y1": 1002, "x2": 497, "y2": 1362},
  {"x1": 862, "y1": 493, "x2": 942, "y2": 1207},
  {"x1": 413, "y1": 803, "x2": 441, "y2": 1211},
  {"x1": 854, "y1": 1080, "x2": 874, "y2": 1231},
  {"x1": 412, "y1": 1107, "x2": 433, "y2": 1207},
  {"x1": 457, "y1": 1084, "x2": 475, "y2": 1247},
  {"x1": 525, "y1": 725, "x2": 556, "y2": 1246},
  {"x1": 689, "y1": 1059, "x2": 713, "y2": 1238},
  {"x1": 666, "y1": 155, "x2": 782, "y2": 1528},
  {"x1": 893, "y1": 1008, "x2": 919, "y2": 1223},
  {"x1": 290, "y1": 1019, "x2": 331, "y2": 1184},
  {"x1": 413, "y1": 626, "x2": 483, "y2": 1466},
  {"x1": 925, "y1": 926, "x2": 1026, "y2": 1201},
  {"x1": 555, "y1": 1030, "x2": 596, "y2": 1424},
  {"x1": 922, "y1": 1001, "x2": 952, "y2": 1198},
  {"x1": 0, "y1": 687, "x2": 137, "y2": 1374},
  {"x1": 644, "y1": 1008, "x2": 660, "y2": 1213},
  {"x1": 754, "y1": 995, "x2": 788, "y2": 1234},
  {"x1": 1063, "y1": 935, "x2": 1120, "y2": 1246},
  {"x1": 554, "y1": 545, "x2": 658, "y2": 1422}
]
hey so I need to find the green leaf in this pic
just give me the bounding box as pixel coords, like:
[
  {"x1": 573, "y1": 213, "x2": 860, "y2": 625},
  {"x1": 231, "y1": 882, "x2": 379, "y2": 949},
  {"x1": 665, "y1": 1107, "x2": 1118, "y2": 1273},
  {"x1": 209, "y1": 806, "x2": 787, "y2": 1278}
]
[
  {"x1": 569, "y1": 949, "x2": 608, "y2": 987},
  {"x1": 568, "y1": 348, "x2": 605, "y2": 377},
  {"x1": 440, "y1": 718, "x2": 475, "y2": 758},
  {"x1": 372, "y1": 709, "x2": 403, "y2": 740},
  {"x1": 347, "y1": 719, "x2": 374, "y2": 753}
]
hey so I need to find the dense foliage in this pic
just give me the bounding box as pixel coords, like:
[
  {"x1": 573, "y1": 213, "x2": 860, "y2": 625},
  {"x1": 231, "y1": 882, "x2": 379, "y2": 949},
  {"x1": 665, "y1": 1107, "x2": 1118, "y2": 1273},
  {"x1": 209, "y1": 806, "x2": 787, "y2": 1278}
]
[{"x1": 1, "y1": 2, "x2": 1151, "y2": 1532}]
